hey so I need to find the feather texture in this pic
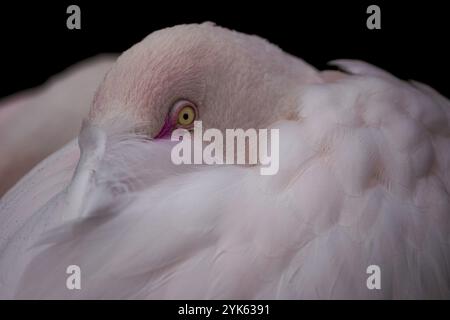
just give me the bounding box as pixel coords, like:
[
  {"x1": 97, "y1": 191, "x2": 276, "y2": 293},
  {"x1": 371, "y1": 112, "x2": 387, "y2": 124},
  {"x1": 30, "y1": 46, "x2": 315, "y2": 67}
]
[
  {"x1": 0, "y1": 55, "x2": 116, "y2": 196},
  {"x1": 1, "y1": 58, "x2": 449, "y2": 299}
]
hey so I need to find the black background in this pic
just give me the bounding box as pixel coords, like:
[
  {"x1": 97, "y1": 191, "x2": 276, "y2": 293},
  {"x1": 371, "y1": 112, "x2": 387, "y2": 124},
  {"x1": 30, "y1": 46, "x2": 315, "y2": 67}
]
[
  {"x1": 0, "y1": 1, "x2": 448, "y2": 99},
  {"x1": 0, "y1": 300, "x2": 447, "y2": 318}
]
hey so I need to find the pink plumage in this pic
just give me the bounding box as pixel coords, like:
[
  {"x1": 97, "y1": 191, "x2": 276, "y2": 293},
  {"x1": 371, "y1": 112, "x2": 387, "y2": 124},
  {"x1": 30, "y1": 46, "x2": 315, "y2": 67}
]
[{"x1": 0, "y1": 23, "x2": 449, "y2": 299}]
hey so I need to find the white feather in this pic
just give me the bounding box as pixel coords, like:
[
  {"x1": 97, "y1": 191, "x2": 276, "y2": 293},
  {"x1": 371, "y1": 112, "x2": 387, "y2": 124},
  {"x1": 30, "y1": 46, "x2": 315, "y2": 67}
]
[{"x1": 1, "y1": 60, "x2": 449, "y2": 299}]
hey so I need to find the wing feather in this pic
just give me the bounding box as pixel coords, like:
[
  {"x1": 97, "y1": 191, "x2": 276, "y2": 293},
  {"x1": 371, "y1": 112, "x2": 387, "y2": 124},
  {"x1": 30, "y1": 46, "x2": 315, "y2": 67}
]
[{"x1": 1, "y1": 61, "x2": 449, "y2": 299}]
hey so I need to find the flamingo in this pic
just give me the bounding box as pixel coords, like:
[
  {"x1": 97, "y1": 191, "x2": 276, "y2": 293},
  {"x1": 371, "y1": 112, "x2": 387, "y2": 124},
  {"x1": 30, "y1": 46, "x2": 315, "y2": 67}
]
[{"x1": 0, "y1": 23, "x2": 449, "y2": 299}]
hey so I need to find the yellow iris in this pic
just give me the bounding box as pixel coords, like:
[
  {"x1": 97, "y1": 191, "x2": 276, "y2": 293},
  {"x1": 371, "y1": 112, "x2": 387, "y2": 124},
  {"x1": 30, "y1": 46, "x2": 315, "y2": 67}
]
[{"x1": 177, "y1": 106, "x2": 196, "y2": 126}]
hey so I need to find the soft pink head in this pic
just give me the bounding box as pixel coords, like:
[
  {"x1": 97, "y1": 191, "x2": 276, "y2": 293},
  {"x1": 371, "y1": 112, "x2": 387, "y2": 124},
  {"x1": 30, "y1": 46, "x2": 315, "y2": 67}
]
[{"x1": 89, "y1": 23, "x2": 320, "y2": 138}]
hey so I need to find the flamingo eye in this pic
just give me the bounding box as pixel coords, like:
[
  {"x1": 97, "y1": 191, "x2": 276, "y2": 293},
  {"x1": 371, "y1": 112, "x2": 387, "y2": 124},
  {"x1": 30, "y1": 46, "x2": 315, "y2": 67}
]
[
  {"x1": 177, "y1": 105, "x2": 196, "y2": 126},
  {"x1": 172, "y1": 100, "x2": 198, "y2": 128}
]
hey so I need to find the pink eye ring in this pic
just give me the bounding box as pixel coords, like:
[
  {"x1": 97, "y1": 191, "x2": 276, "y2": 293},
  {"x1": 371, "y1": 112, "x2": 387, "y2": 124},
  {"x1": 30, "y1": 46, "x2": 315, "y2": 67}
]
[
  {"x1": 154, "y1": 100, "x2": 198, "y2": 139},
  {"x1": 171, "y1": 100, "x2": 198, "y2": 128}
]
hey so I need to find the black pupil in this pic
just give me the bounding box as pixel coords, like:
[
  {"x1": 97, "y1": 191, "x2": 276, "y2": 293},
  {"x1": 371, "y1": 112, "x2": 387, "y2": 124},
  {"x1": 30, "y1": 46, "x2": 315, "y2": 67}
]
[{"x1": 183, "y1": 113, "x2": 189, "y2": 120}]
